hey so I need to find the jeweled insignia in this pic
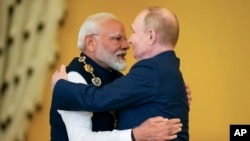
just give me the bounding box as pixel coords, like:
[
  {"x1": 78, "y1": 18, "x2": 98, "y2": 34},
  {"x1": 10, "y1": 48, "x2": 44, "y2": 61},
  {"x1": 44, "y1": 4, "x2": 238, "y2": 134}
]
[
  {"x1": 92, "y1": 77, "x2": 101, "y2": 86},
  {"x1": 78, "y1": 56, "x2": 86, "y2": 62},
  {"x1": 79, "y1": 55, "x2": 116, "y2": 128},
  {"x1": 79, "y1": 55, "x2": 102, "y2": 86},
  {"x1": 84, "y1": 64, "x2": 93, "y2": 73}
]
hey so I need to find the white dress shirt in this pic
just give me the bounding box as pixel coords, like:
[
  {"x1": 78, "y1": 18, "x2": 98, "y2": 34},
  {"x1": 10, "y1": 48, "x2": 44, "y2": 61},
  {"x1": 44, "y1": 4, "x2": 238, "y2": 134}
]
[{"x1": 58, "y1": 71, "x2": 132, "y2": 141}]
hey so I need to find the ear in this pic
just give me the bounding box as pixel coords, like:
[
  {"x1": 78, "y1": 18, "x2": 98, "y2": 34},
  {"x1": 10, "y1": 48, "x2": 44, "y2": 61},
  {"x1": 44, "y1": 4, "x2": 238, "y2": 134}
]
[
  {"x1": 148, "y1": 29, "x2": 156, "y2": 44},
  {"x1": 84, "y1": 35, "x2": 95, "y2": 52}
]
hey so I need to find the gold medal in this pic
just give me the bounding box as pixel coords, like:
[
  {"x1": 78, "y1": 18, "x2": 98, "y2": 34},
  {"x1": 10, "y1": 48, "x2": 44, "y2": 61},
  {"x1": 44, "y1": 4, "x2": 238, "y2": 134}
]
[
  {"x1": 84, "y1": 64, "x2": 93, "y2": 73},
  {"x1": 79, "y1": 55, "x2": 116, "y2": 128},
  {"x1": 92, "y1": 77, "x2": 101, "y2": 86},
  {"x1": 79, "y1": 55, "x2": 102, "y2": 86}
]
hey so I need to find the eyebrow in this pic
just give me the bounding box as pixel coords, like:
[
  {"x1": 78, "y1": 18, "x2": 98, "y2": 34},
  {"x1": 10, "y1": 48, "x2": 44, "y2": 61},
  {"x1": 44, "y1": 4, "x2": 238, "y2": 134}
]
[{"x1": 110, "y1": 34, "x2": 122, "y2": 36}]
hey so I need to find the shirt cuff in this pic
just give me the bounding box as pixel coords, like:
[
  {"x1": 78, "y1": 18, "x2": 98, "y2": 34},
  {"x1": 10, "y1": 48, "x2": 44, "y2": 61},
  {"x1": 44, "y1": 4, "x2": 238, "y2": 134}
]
[{"x1": 119, "y1": 129, "x2": 132, "y2": 141}]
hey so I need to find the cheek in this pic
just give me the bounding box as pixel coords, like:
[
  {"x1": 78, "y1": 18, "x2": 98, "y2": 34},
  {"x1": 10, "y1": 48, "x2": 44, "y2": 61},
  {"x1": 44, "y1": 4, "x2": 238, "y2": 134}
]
[
  {"x1": 129, "y1": 34, "x2": 138, "y2": 44},
  {"x1": 130, "y1": 35, "x2": 143, "y2": 51},
  {"x1": 101, "y1": 41, "x2": 117, "y2": 52},
  {"x1": 132, "y1": 45, "x2": 140, "y2": 56},
  {"x1": 106, "y1": 45, "x2": 121, "y2": 56}
]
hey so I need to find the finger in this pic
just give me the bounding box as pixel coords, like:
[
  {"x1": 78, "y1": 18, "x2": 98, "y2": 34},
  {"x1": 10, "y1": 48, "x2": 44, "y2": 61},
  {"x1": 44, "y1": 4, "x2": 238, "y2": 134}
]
[
  {"x1": 168, "y1": 123, "x2": 182, "y2": 134},
  {"x1": 167, "y1": 118, "x2": 181, "y2": 124},
  {"x1": 53, "y1": 69, "x2": 60, "y2": 74},
  {"x1": 188, "y1": 94, "x2": 192, "y2": 100},
  {"x1": 60, "y1": 64, "x2": 66, "y2": 72},
  {"x1": 148, "y1": 116, "x2": 166, "y2": 123},
  {"x1": 165, "y1": 135, "x2": 178, "y2": 140}
]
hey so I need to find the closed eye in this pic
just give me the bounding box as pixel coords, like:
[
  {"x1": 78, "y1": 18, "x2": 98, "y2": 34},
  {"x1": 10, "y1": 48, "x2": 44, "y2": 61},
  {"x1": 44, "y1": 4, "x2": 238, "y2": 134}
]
[{"x1": 111, "y1": 35, "x2": 122, "y2": 41}]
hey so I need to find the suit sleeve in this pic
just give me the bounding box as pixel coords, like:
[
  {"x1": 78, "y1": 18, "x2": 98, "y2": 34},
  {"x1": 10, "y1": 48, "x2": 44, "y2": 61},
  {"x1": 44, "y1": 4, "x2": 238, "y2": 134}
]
[{"x1": 53, "y1": 62, "x2": 158, "y2": 112}]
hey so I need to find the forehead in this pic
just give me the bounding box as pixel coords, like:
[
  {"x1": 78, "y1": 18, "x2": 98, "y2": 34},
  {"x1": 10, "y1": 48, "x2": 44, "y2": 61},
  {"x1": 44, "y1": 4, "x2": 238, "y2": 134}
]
[
  {"x1": 132, "y1": 11, "x2": 146, "y2": 30},
  {"x1": 99, "y1": 19, "x2": 126, "y2": 35}
]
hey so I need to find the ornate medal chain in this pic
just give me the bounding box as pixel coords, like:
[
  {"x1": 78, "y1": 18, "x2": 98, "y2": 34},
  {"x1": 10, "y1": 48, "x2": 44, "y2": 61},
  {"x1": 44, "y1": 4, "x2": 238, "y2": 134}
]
[
  {"x1": 78, "y1": 56, "x2": 102, "y2": 86},
  {"x1": 78, "y1": 55, "x2": 117, "y2": 128}
]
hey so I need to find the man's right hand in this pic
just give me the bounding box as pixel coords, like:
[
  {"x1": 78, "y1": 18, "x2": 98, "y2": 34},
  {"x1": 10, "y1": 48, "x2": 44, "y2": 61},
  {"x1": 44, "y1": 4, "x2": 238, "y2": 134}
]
[
  {"x1": 132, "y1": 116, "x2": 182, "y2": 141},
  {"x1": 51, "y1": 65, "x2": 68, "y2": 90}
]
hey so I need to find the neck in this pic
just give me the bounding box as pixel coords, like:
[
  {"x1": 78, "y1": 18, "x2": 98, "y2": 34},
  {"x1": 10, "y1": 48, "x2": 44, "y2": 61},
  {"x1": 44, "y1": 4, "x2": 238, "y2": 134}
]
[{"x1": 138, "y1": 44, "x2": 173, "y2": 61}]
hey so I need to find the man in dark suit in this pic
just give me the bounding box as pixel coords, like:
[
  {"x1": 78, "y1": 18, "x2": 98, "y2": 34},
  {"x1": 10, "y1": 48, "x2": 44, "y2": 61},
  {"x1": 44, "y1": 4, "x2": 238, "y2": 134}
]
[
  {"x1": 52, "y1": 6, "x2": 190, "y2": 141},
  {"x1": 50, "y1": 12, "x2": 185, "y2": 141}
]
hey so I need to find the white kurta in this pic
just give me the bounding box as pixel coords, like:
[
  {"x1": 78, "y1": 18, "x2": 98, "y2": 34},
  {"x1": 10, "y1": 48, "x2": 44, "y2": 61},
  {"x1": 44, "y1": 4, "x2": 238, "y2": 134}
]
[{"x1": 58, "y1": 71, "x2": 132, "y2": 141}]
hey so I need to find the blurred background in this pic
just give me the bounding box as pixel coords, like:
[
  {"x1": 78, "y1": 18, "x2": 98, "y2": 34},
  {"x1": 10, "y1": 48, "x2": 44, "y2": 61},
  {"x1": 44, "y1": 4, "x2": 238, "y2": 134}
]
[{"x1": 0, "y1": 0, "x2": 250, "y2": 141}]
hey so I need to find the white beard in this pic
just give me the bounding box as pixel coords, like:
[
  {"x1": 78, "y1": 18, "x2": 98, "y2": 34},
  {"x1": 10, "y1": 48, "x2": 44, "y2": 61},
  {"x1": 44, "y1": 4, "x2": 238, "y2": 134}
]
[{"x1": 96, "y1": 46, "x2": 127, "y2": 71}]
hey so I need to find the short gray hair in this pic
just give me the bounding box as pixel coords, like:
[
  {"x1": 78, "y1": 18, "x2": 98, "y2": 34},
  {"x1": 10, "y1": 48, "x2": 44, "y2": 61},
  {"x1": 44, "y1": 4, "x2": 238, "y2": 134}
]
[
  {"x1": 144, "y1": 6, "x2": 179, "y2": 46},
  {"x1": 77, "y1": 13, "x2": 118, "y2": 50}
]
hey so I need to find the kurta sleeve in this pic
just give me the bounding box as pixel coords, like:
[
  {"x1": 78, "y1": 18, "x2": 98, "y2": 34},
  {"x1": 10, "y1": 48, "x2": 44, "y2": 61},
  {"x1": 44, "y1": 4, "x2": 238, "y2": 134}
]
[{"x1": 58, "y1": 110, "x2": 132, "y2": 141}]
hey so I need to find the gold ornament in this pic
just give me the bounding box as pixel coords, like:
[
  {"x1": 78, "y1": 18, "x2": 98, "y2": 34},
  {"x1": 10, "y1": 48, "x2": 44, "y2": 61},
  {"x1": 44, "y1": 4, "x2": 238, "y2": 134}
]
[
  {"x1": 79, "y1": 56, "x2": 102, "y2": 86},
  {"x1": 79, "y1": 55, "x2": 117, "y2": 128}
]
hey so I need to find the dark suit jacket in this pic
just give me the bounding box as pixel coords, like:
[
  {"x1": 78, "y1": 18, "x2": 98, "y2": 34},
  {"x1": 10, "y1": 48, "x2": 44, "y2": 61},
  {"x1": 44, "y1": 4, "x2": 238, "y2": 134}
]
[{"x1": 53, "y1": 51, "x2": 189, "y2": 141}]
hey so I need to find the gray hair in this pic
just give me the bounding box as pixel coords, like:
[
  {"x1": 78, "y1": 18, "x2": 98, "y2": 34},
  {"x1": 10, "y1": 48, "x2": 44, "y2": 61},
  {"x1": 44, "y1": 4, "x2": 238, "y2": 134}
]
[
  {"x1": 144, "y1": 6, "x2": 179, "y2": 46},
  {"x1": 77, "y1": 13, "x2": 119, "y2": 50}
]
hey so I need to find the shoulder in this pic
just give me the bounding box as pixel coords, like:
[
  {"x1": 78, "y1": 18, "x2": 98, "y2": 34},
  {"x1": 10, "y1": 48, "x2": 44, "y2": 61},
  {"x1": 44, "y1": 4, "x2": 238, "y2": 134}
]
[{"x1": 67, "y1": 57, "x2": 82, "y2": 72}]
